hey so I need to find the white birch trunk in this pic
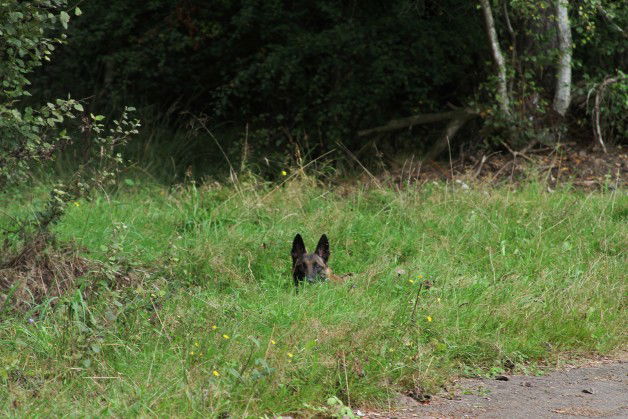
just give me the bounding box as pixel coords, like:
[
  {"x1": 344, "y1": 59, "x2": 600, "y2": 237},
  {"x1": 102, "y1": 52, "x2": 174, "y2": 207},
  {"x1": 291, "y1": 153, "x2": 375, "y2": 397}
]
[
  {"x1": 480, "y1": 0, "x2": 510, "y2": 115},
  {"x1": 553, "y1": 0, "x2": 573, "y2": 116}
]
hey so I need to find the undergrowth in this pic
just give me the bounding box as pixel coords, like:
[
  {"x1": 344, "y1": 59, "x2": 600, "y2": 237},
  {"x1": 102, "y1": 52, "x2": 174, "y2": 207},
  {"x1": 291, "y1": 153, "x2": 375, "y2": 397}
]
[{"x1": 1, "y1": 175, "x2": 626, "y2": 416}]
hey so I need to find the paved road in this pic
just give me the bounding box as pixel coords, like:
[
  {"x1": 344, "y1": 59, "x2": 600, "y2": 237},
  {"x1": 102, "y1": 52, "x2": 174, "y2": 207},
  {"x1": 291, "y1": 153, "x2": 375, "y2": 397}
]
[{"x1": 364, "y1": 357, "x2": 627, "y2": 418}]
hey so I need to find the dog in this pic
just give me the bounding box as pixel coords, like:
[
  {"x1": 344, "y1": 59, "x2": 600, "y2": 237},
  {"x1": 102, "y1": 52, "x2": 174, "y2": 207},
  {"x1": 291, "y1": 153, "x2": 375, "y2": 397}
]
[{"x1": 291, "y1": 233, "x2": 345, "y2": 289}]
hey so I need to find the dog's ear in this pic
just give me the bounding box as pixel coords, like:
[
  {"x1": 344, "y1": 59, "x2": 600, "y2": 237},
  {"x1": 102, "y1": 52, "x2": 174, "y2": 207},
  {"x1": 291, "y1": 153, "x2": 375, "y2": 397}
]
[
  {"x1": 291, "y1": 234, "x2": 306, "y2": 265},
  {"x1": 315, "y1": 234, "x2": 330, "y2": 263}
]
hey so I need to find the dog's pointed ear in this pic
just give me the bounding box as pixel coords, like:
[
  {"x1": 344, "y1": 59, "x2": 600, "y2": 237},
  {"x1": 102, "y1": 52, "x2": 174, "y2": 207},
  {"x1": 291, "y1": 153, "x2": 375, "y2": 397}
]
[
  {"x1": 315, "y1": 234, "x2": 330, "y2": 263},
  {"x1": 291, "y1": 234, "x2": 306, "y2": 265}
]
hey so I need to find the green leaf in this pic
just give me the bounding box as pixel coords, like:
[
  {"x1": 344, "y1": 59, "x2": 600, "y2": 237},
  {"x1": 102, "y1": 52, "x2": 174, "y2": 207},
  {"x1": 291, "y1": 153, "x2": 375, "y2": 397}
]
[
  {"x1": 74, "y1": 7, "x2": 82, "y2": 16},
  {"x1": 73, "y1": 103, "x2": 84, "y2": 112},
  {"x1": 59, "y1": 11, "x2": 70, "y2": 29}
]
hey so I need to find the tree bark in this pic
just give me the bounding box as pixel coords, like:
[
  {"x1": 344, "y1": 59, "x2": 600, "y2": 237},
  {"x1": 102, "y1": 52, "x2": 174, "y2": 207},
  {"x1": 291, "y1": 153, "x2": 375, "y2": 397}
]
[
  {"x1": 480, "y1": 0, "x2": 510, "y2": 115},
  {"x1": 552, "y1": 0, "x2": 573, "y2": 116}
]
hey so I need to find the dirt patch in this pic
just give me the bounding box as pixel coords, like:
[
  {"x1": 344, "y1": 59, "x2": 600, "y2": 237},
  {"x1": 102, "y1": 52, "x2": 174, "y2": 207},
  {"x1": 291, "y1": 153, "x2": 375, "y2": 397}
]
[
  {"x1": 0, "y1": 234, "x2": 138, "y2": 312},
  {"x1": 364, "y1": 355, "x2": 628, "y2": 418},
  {"x1": 0, "y1": 234, "x2": 92, "y2": 312},
  {"x1": 380, "y1": 143, "x2": 627, "y2": 190}
]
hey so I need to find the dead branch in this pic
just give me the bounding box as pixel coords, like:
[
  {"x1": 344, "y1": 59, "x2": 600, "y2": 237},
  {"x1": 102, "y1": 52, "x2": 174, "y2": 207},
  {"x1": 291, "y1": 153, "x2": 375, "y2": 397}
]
[
  {"x1": 357, "y1": 108, "x2": 478, "y2": 160},
  {"x1": 424, "y1": 110, "x2": 477, "y2": 161},
  {"x1": 499, "y1": 140, "x2": 536, "y2": 163},
  {"x1": 596, "y1": 5, "x2": 627, "y2": 38},
  {"x1": 592, "y1": 75, "x2": 625, "y2": 154},
  {"x1": 357, "y1": 109, "x2": 475, "y2": 137},
  {"x1": 503, "y1": 1, "x2": 517, "y2": 97},
  {"x1": 474, "y1": 155, "x2": 488, "y2": 178}
]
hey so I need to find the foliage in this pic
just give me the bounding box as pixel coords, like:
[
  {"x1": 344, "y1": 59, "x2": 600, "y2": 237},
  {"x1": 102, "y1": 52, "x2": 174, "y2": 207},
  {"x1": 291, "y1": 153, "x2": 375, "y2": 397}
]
[
  {"x1": 474, "y1": 0, "x2": 627, "y2": 146},
  {"x1": 1, "y1": 0, "x2": 139, "y2": 246},
  {"x1": 29, "y1": 107, "x2": 140, "y2": 235},
  {"x1": 33, "y1": 0, "x2": 487, "y2": 147},
  {"x1": 0, "y1": 0, "x2": 78, "y2": 188}
]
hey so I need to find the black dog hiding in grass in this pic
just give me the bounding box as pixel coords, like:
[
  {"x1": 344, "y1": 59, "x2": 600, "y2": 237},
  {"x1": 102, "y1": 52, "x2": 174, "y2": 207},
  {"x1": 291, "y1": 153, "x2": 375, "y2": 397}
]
[{"x1": 291, "y1": 233, "x2": 347, "y2": 289}]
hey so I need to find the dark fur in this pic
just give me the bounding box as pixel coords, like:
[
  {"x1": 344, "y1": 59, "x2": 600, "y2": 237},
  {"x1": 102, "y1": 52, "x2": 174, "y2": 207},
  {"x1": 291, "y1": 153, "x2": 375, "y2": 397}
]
[{"x1": 291, "y1": 233, "x2": 331, "y2": 288}]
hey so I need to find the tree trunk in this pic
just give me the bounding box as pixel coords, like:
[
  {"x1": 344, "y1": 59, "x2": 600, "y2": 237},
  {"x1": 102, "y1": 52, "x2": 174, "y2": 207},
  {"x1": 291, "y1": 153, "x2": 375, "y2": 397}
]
[
  {"x1": 480, "y1": 0, "x2": 510, "y2": 115},
  {"x1": 552, "y1": 0, "x2": 573, "y2": 116}
]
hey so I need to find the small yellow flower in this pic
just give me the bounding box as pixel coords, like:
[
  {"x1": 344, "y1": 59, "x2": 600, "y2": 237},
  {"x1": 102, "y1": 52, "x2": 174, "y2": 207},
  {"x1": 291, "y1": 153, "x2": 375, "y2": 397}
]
[
  {"x1": 417, "y1": 275, "x2": 423, "y2": 279},
  {"x1": 213, "y1": 370, "x2": 220, "y2": 377},
  {"x1": 190, "y1": 351, "x2": 195, "y2": 355},
  {"x1": 426, "y1": 316, "x2": 433, "y2": 322},
  {"x1": 287, "y1": 352, "x2": 294, "y2": 358},
  {"x1": 212, "y1": 325, "x2": 217, "y2": 330},
  {"x1": 194, "y1": 342, "x2": 199, "y2": 347},
  {"x1": 437, "y1": 298, "x2": 441, "y2": 303},
  {"x1": 222, "y1": 334, "x2": 230, "y2": 340},
  {"x1": 409, "y1": 279, "x2": 415, "y2": 284},
  {"x1": 74, "y1": 202, "x2": 80, "y2": 207},
  {"x1": 271, "y1": 340, "x2": 276, "y2": 345},
  {"x1": 281, "y1": 170, "x2": 287, "y2": 176}
]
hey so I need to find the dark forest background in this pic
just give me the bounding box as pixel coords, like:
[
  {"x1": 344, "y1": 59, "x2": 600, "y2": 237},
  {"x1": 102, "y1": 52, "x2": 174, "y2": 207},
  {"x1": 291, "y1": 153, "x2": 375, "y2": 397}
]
[{"x1": 11, "y1": 0, "x2": 628, "y2": 178}]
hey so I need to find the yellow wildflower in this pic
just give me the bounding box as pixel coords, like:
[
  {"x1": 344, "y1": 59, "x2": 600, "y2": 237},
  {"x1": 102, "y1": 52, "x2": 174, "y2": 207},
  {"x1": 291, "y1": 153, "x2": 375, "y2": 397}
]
[
  {"x1": 426, "y1": 316, "x2": 433, "y2": 322},
  {"x1": 194, "y1": 342, "x2": 199, "y2": 347},
  {"x1": 222, "y1": 334, "x2": 230, "y2": 340},
  {"x1": 281, "y1": 170, "x2": 287, "y2": 176},
  {"x1": 287, "y1": 352, "x2": 294, "y2": 358},
  {"x1": 212, "y1": 325, "x2": 217, "y2": 330},
  {"x1": 213, "y1": 370, "x2": 220, "y2": 377},
  {"x1": 409, "y1": 279, "x2": 415, "y2": 284},
  {"x1": 271, "y1": 340, "x2": 276, "y2": 345},
  {"x1": 74, "y1": 202, "x2": 80, "y2": 207},
  {"x1": 190, "y1": 351, "x2": 195, "y2": 355}
]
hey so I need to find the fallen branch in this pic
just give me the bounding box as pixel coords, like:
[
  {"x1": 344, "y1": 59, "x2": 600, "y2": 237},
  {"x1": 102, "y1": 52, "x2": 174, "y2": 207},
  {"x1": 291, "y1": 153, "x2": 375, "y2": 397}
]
[
  {"x1": 357, "y1": 109, "x2": 475, "y2": 137},
  {"x1": 499, "y1": 140, "x2": 536, "y2": 163},
  {"x1": 474, "y1": 154, "x2": 488, "y2": 178},
  {"x1": 424, "y1": 110, "x2": 477, "y2": 161},
  {"x1": 357, "y1": 108, "x2": 478, "y2": 160}
]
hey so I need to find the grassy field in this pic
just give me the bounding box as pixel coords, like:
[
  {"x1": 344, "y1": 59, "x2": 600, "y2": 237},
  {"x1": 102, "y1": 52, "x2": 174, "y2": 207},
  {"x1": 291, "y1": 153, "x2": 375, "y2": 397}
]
[{"x1": 1, "y1": 175, "x2": 626, "y2": 416}]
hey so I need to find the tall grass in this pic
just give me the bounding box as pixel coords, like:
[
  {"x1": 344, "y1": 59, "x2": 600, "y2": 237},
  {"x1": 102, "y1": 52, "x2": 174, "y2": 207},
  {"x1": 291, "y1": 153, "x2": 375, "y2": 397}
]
[{"x1": 1, "y1": 174, "x2": 626, "y2": 416}]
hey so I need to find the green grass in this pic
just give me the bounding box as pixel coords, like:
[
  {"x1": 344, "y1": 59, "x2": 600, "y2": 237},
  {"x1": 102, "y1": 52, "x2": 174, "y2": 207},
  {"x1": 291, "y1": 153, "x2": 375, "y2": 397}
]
[{"x1": 1, "y1": 176, "x2": 626, "y2": 417}]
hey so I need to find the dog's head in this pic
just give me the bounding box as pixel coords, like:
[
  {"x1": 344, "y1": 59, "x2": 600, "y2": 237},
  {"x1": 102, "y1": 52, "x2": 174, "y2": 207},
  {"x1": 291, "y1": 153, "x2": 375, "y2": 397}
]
[{"x1": 291, "y1": 233, "x2": 330, "y2": 284}]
